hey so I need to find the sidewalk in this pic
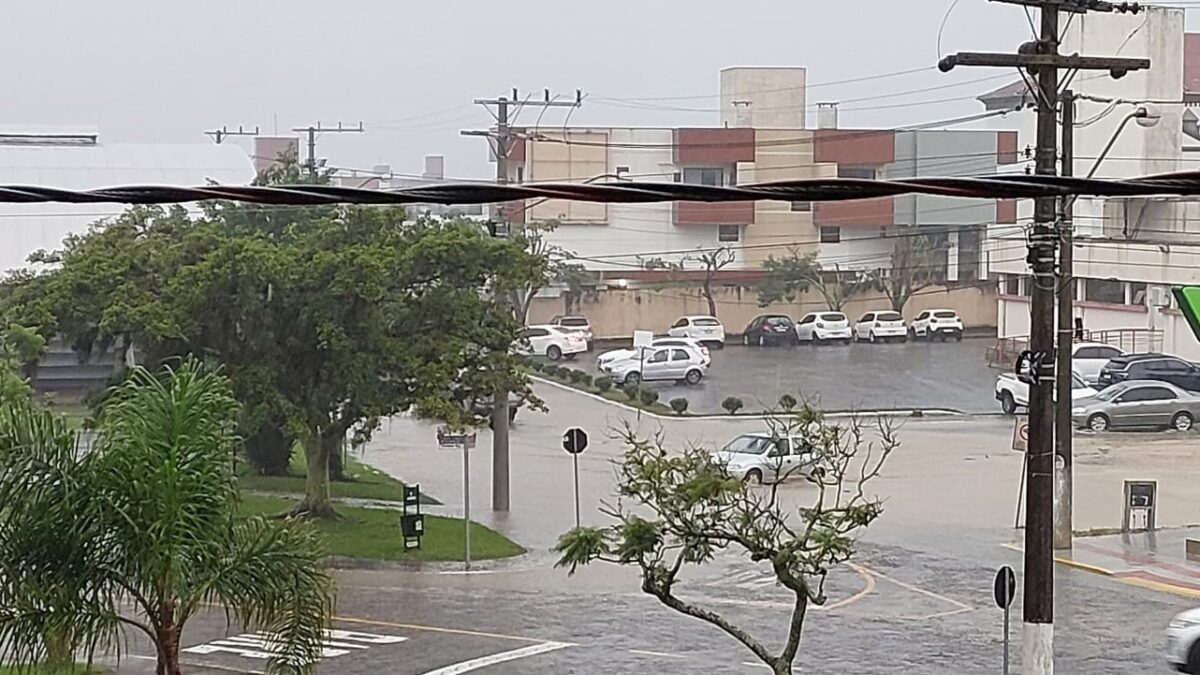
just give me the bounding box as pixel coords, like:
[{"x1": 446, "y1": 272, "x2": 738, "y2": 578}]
[{"x1": 1012, "y1": 527, "x2": 1200, "y2": 599}]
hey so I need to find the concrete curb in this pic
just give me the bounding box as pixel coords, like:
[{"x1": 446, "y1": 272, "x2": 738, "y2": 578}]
[
  {"x1": 532, "y1": 376, "x2": 967, "y2": 420},
  {"x1": 1002, "y1": 542, "x2": 1114, "y2": 576}
]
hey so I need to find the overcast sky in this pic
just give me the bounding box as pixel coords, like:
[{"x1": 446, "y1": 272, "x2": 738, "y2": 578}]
[{"x1": 2, "y1": 1, "x2": 1196, "y2": 180}]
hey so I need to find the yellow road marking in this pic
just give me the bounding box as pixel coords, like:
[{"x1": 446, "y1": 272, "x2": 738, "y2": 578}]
[
  {"x1": 852, "y1": 563, "x2": 974, "y2": 618},
  {"x1": 1000, "y1": 542, "x2": 1114, "y2": 576},
  {"x1": 820, "y1": 563, "x2": 876, "y2": 611}
]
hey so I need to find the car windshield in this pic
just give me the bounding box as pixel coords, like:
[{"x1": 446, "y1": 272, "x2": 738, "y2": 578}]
[
  {"x1": 720, "y1": 435, "x2": 772, "y2": 455},
  {"x1": 934, "y1": 311, "x2": 958, "y2": 319},
  {"x1": 877, "y1": 312, "x2": 903, "y2": 322},
  {"x1": 764, "y1": 317, "x2": 791, "y2": 326},
  {"x1": 559, "y1": 317, "x2": 588, "y2": 327},
  {"x1": 1096, "y1": 385, "x2": 1128, "y2": 402},
  {"x1": 819, "y1": 313, "x2": 846, "y2": 322},
  {"x1": 693, "y1": 318, "x2": 721, "y2": 326}
]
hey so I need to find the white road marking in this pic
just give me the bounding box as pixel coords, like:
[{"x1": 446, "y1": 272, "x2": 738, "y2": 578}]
[
  {"x1": 183, "y1": 628, "x2": 406, "y2": 661},
  {"x1": 628, "y1": 649, "x2": 688, "y2": 659},
  {"x1": 418, "y1": 641, "x2": 572, "y2": 675}
]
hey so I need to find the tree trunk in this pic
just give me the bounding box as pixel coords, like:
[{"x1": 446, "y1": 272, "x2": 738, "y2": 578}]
[
  {"x1": 703, "y1": 285, "x2": 717, "y2": 318},
  {"x1": 156, "y1": 624, "x2": 183, "y2": 675},
  {"x1": 295, "y1": 429, "x2": 338, "y2": 519},
  {"x1": 42, "y1": 626, "x2": 74, "y2": 672}
]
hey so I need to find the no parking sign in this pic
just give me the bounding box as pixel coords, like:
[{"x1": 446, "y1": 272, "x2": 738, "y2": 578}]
[{"x1": 1011, "y1": 416, "x2": 1028, "y2": 452}]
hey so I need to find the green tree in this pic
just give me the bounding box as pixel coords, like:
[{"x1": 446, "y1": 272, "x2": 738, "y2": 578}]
[
  {"x1": 0, "y1": 360, "x2": 333, "y2": 675},
  {"x1": 554, "y1": 409, "x2": 897, "y2": 675},
  {"x1": 757, "y1": 251, "x2": 872, "y2": 312}
]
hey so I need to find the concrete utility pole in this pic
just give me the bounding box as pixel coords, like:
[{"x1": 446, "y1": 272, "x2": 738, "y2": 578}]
[
  {"x1": 940, "y1": 3, "x2": 1147, "y2": 672},
  {"x1": 1055, "y1": 90, "x2": 1076, "y2": 552},
  {"x1": 463, "y1": 88, "x2": 582, "y2": 513},
  {"x1": 205, "y1": 125, "x2": 260, "y2": 144},
  {"x1": 291, "y1": 121, "x2": 364, "y2": 177}
]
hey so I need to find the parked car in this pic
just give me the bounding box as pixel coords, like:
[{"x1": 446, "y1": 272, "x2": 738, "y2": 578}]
[
  {"x1": 596, "y1": 337, "x2": 711, "y2": 369},
  {"x1": 1096, "y1": 353, "x2": 1200, "y2": 392},
  {"x1": 550, "y1": 314, "x2": 593, "y2": 349},
  {"x1": 518, "y1": 325, "x2": 588, "y2": 361},
  {"x1": 853, "y1": 310, "x2": 908, "y2": 344},
  {"x1": 1071, "y1": 380, "x2": 1200, "y2": 432},
  {"x1": 741, "y1": 315, "x2": 798, "y2": 346},
  {"x1": 1071, "y1": 342, "x2": 1125, "y2": 384},
  {"x1": 1165, "y1": 607, "x2": 1200, "y2": 672},
  {"x1": 598, "y1": 345, "x2": 708, "y2": 385},
  {"x1": 911, "y1": 309, "x2": 964, "y2": 341},
  {"x1": 995, "y1": 371, "x2": 1097, "y2": 415},
  {"x1": 667, "y1": 315, "x2": 726, "y2": 348},
  {"x1": 711, "y1": 432, "x2": 826, "y2": 485},
  {"x1": 795, "y1": 312, "x2": 852, "y2": 345}
]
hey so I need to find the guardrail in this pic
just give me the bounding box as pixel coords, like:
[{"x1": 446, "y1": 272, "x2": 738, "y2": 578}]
[{"x1": 987, "y1": 328, "x2": 1163, "y2": 369}]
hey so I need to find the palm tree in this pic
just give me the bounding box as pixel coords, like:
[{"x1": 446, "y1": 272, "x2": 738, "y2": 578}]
[{"x1": 0, "y1": 360, "x2": 334, "y2": 675}]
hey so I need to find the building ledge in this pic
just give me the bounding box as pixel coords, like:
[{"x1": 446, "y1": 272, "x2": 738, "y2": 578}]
[{"x1": 999, "y1": 296, "x2": 1148, "y2": 313}]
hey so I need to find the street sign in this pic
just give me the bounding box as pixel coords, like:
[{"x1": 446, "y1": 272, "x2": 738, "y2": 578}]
[
  {"x1": 437, "y1": 427, "x2": 476, "y2": 450},
  {"x1": 1011, "y1": 416, "x2": 1028, "y2": 452},
  {"x1": 993, "y1": 565, "x2": 1016, "y2": 609},
  {"x1": 563, "y1": 427, "x2": 589, "y2": 455},
  {"x1": 633, "y1": 330, "x2": 654, "y2": 348},
  {"x1": 436, "y1": 428, "x2": 475, "y2": 569},
  {"x1": 1173, "y1": 286, "x2": 1200, "y2": 341}
]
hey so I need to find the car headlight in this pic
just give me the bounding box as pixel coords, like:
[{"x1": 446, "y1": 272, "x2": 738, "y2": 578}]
[{"x1": 1071, "y1": 407, "x2": 1085, "y2": 415}]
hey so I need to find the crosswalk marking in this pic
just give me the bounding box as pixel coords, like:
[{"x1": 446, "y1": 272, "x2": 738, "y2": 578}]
[{"x1": 183, "y1": 628, "x2": 407, "y2": 661}]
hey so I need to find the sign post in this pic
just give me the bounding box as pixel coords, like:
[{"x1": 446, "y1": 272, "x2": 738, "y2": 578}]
[
  {"x1": 632, "y1": 330, "x2": 653, "y2": 421},
  {"x1": 994, "y1": 565, "x2": 1017, "y2": 675},
  {"x1": 438, "y1": 427, "x2": 477, "y2": 569},
  {"x1": 563, "y1": 427, "x2": 589, "y2": 528}
]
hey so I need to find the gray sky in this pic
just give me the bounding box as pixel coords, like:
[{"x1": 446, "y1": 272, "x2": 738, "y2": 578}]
[{"x1": 2, "y1": 1, "x2": 1194, "y2": 180}]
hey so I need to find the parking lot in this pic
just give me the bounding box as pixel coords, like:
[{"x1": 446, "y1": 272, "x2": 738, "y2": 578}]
[{"x1": 578, "y1": 337, "x2": 1000, "y2": 414}]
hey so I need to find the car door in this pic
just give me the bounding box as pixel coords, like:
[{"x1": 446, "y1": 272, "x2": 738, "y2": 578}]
[
  {"x1": 856, "y1": 313, "x2": 874, "y2": 339},
  {"x1": 1075, "y1": 346, "x2": 1122, "y2": 383},
  {"x1": 1136, "y1": 386, "x2": 1179, "y2": 427},
  {"x1": 521, "y1": 327, "x2": 550, "y2": 355},
  {"x1": 642, "y1": 348, "x2": 671, "y2": 380},
  {"x1": 766, "y1": 437, "x2": 791, "y2": 482},
  {"x1": 1109, "y1": 386, "x2": 1153, "y2": 428},
  {"x1": 667, "y1": 348, "x2": 693, "y2": 379},
  {"x1": 744, "y1": 317, "x2": 762, "y2": 342},
  {"x1": 914, "y1": 311, "x2": 930, "y2": 335},
  {"x1": 668, "y1": 317, "x2": 688, "y2": 338},
  {"x1": 1146, "y1": 359, "x2": 1191, "y2": 390},
  {"x1": 796, "y1": 314, "x2": 816, "y2": 341}
]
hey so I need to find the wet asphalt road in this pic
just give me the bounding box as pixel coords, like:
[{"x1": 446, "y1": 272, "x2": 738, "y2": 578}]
[{"x1": 579, "y1": 337, "x2": 1000, "y2": 414}]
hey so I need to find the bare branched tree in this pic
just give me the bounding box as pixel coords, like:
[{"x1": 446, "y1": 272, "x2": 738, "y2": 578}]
[
  {"x1": 689, "y1": 247, "x2": 736, "y2": 317},
  {"x1": 554, "y1": 406, "x2": 898, "y2": 675}
]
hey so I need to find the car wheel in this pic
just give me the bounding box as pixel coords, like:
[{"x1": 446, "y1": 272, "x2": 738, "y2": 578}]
[
  {"x1": 564, "y1": 353, "x2": 577, "y2": 361},
  {"x1": 546, "y1": 345, "x2": 563, "y2": 361},
  {"x1": 937, "y1": 331, "x2": 948, "y2": 343},
  {"x1": 1000, "y1": 392, "x2": 1017, "y2": 416},
  {"x1": 685, "y1": 369, "x2": 703, "y2": 385},
  {"x1": 744, "y1": 469, "x2": 763, "y2": 485},
  {"x1": 813, "y1": 335, "x2": 823, "y2": 347},
  {"x1": 713, "y1": 341, "x2": 725, "y2": 350},
  {"x1": 758, "y1": 334, "x2": 764, "y2": 347},
  {"x1": 624, "y1": 371, "x2": 641, "y2": 386},
  {"x1": 1173, "y1": 412, "x2": 1194, "y2": 432},
  {"x1": 742, "y1": 333, "x2": 750, "y2": 346},
  {"x1": 1088, "y1": 414, "x2": 1110, "y2": 432},
  {"x1": 1186, "y1": 638, "x2": 1200, "y2": 675},
  {"x1": 868, "y1": 331, "x2": 877, "y2": 344},
  {"x1": 955, "y1": 331, "x2": 963, "y2": 342}
]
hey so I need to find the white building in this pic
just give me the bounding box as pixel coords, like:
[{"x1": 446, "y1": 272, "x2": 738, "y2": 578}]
[
  {"x1": 978, "y1": 6, "x2": 1200, "y2": 360},
  {"x1": 0, "y1": 127, "x2": 256, "y2": 274}
]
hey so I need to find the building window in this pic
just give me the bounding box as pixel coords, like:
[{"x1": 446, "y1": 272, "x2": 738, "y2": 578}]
[
  {"x1": 1020, "y1": 276, "x2": 1033, "y2": 297},
  {"x1": 681, "y1": 167, "x2": 727, "y2": 186},
  {"x1": 515, "y1": 166, "x2": 525, "y2": 184},
  {"x1": 1003, "y1": 275, "x2": 1020, "y2": 296},
  {"x1": 718, "y1": 225, "x2": 740, "y2": 242},
  {"x1": 820, "y1": 226, "x2": 841, "y2": 243},
  {"x1": 790, "y1": 201, "x2": 812, "y2": 212},
  {"x1": 838, "y1": 166, "x2": 877, "y2": 180},
  {"x1": 1084, "y1": 278, "x2": 1125, "y2": 304},
  {"x1": 1130, "y1": 282, "x2": 1147, "y2": 306}
]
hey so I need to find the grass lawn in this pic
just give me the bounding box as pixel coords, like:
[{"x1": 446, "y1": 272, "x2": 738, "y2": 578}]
[
  {"x1": 237, "y1": 451, "x2": 439, "y2": 504},
  {"x1": 237, "y1": 494, "x2": 524, "y2": 562},
  {"x1": 0, "y1": 666, "x2": 108, "y2": 674}
]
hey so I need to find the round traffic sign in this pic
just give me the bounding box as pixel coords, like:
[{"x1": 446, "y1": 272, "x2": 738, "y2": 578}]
[
  {"x1": 1019, "y1": 424, "x2": 1029, "y2": 442},
  {"x1": 563, "y1": 427, "x2": 588, "y2": 455},
  {"x1": 993, "y1": 565, "x2": 1016, "y2": 609}
]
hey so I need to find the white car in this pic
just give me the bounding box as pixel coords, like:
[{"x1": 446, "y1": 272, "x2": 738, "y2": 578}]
[
  {"x1": 795, "y1": 312, "x2": 852, "y2": 345},
  {"x1": 853, "y1": 310, "x2": 908, "y2": 344},
  {"x1": 519, "y1": 325, "x2": 588, "y2": 361},
  {"x1": 596, "y1": 337, "x2": 711, "y2": 369},
  {"x1": 550, "y1": 314, "x2": 593, "y2": 349},
  {"x1": 1071, "y1": 342, "x2": 1125, "y2": 384},
  {"x1": 667, "y1": 315, "x2": 726, "y2": 348},
  {"x1": 995, "y1": 371, "x2": 1098, "y2": 415},
  {"x1": 1166, "y1": 607, "x2": 1200, "y2": 671},
  {"x1": 598, "y1": 345, "x2": 708, "y2": 386},
  {"x1": 712, "y1": 433, "x2": 826, "y2": 485},
  {"x1": 911, "y1": 309, "x2": 964, "y2": 342}
]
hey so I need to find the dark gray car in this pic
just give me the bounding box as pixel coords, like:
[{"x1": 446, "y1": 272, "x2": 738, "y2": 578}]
[{"x1": 1071, "y1": 380, "x2": 1200, "y2": 432}]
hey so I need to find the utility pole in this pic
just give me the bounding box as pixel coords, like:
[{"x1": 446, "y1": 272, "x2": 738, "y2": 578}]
[
  {"x1": 290, "y1": 121, "x2": 364, "y2": 178},
  {"x1": 940, "y1": 3, "x2": 1146, "y2": 673},
  {"x1": 1055, "y1": 90, "x2": 1076, "y2": 552},
  {"x1": 463, "y1": 88, "x2": 582, "y2": 513},
  {"x1": 205, "y1": 125, "x2": 260, "y2": 144}
]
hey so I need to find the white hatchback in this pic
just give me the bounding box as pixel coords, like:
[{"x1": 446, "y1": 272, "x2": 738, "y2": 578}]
[
  {"x1": 853, "y1": 310, "x2": 908, "y2": 344},
  {"x1": 1071, "y1": 342, "x2": 1125, "y2": 384},
  {"x1": 518, "y1": 325, "x2": 588, "y2": 361},
  {"x1": 668, "y1": 315, "x2": 726, "y2": 348},
  {"x1": 596, "y1": 337, "x2": 711, "y2": 370},
  {"x1": 712, "y1": 433, "x2": 826, "y2": 485},
  {"x1": 795, "y1": 312, "x2": 852, "y2": 345},
  {"x1": 911, "y1": 309, "x2": 964, "y2": 342},
  {"x1": 598, "y1": 345, "x2": 708, "y2": 386}
]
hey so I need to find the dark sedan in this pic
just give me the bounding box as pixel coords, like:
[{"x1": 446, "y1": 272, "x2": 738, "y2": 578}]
[{"x1": 741, "y1": 315, "x2": 798, "y2": 346}]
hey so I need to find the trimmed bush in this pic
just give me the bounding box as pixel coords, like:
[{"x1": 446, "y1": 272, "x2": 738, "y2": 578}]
[
  {"x1": 669, "y1": 397, "x2": 689, "y2": 414},
  {"x1": 722, "y1": 396, "x2": 745, "y2": 415},
  {"x1": 778, "y1": 394, "x2": 798, "y2": 411},
  {"x1": 569, "y1": 369, "x2": 588, "y2": 384},
  {"x1": 623, "y1": 383, "x2": 641, "y2": 401},
  {"x1": 579, "y1": 374, "x2": 594, "y2": 388},
  {"x1": 595, "y1": 376, "x2": 613, "y2": 392},
  {"x1": 640, "y1": 389, "x2": 660, "y2": 406},
  {"x1": 529, "y1": 361, "x2": 544, "y2": 373}
]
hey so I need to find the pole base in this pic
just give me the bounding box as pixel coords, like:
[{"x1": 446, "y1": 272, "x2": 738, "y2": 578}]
[{"x1": 1022, "y1": 622, "x2": 1053, "y2": 675}]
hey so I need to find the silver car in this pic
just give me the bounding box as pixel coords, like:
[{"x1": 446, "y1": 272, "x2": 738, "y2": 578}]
[
  {"x1": 599, "y1": 345, "x2": 708, "y2": 386},
  {"x1": 1072, "y1": 380, "x2": 1200, "y2": 432},
  {"x1": 712, "y1": 433, "x2": 826, "y2": 484}
]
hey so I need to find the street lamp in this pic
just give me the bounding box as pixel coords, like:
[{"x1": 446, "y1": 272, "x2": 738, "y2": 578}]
[{"x1": 1055, "y1": 95, "x2": 1161, "y2": 551}]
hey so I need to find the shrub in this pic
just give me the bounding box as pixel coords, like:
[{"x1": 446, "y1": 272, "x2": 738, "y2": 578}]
[
  {"x1": 722, "y1": 396, "x2": 745, "y2": 415},
  {"x1": 569, "y1": 369, "x2": 588, "y2": 384},
  {"x1": 623, "y1": 383, "x2": 641, "y2": 401},
  {"x1": 778, "y1": 394, "x2": 798, "y2": 411},
  {"x1": 548, "y1": 365, "x2": 565, "y2": 379},
  {"x1": 529, "y1": 361, "x2": 544, "y2": 373},
  {"x1": 640, "y1": 389, "x2": 660, "y2": 406},
  {"x1": 579, "y1": 374, "x2": 594, "y2": 388},
  {"x1": 595, "y1": 376, "x2": 613, "y2": 392},
  {"x1": 669, "y1": 397, "x2": 689, "y2": 414}
]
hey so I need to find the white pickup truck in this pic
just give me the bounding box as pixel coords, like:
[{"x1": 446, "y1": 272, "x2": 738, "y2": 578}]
[{"x1": 995, "y1": 371, "x2": 1098, "y2": 415}]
